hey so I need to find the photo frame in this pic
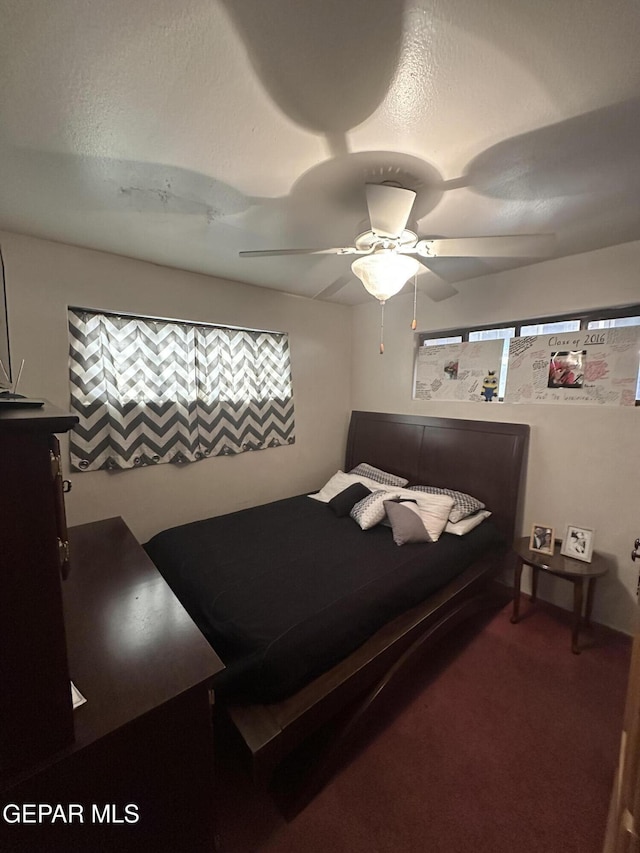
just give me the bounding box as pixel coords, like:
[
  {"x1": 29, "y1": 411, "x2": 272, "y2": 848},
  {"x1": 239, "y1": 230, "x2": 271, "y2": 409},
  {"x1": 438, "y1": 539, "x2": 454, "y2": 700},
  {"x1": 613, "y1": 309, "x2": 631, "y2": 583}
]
[
  {"x1": 529, "y1": 524, "x2": 555, "y2": 555},
  {"x1": 560, "y1": 525, "x2": 595, "y2": 563},
  {"x1": 547, "y1": 350, "x2": 586, "y2": 389}
]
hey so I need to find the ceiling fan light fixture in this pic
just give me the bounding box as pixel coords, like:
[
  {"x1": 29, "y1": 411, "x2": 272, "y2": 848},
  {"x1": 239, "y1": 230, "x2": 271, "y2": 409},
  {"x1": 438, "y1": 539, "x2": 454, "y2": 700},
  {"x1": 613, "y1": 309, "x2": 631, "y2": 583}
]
[{"x1": 351, "y1": 252, "x2": 420, "y2": 302}]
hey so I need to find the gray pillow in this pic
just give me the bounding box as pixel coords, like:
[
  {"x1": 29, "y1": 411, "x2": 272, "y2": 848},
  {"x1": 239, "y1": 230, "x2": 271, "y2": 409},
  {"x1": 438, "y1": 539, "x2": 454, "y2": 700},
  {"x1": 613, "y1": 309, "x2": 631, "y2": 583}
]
[{"x1": 383, "y1": 500, "x2": 432, "y2": 546}]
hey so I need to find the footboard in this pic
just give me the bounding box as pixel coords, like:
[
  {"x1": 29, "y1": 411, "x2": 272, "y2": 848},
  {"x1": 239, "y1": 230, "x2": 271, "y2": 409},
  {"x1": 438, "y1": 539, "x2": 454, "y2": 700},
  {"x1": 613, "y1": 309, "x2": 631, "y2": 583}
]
[{"x1": 224, "y1": 545, "x2": 510, "y2": 786}]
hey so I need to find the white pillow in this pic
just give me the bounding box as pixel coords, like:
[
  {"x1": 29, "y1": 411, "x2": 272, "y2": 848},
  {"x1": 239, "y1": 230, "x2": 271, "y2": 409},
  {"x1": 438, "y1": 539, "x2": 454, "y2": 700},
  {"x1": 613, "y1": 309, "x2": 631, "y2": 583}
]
[
  {"x1": 408, "y1": 485, "x2": 485, "y2": 524},
  {"x1": 403, "y1": 490, "x2": 455, "y2": 542},
  {"x1": 308, "y1": 470, "x2": 388, "y2": 503},
  {"x1": 445, "y1": 510, "x2": 492, "y2": 536},
  {"x1": 350, "y1": 487, "x2": 454, "y2": 542}
]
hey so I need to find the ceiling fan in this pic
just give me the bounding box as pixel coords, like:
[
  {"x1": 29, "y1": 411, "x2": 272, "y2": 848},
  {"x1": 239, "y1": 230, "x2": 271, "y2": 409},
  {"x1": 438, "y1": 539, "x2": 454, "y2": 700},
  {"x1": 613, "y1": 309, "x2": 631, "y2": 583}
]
[{"x1": 239, "y1": 182, "x2": 555, "y2": 303}]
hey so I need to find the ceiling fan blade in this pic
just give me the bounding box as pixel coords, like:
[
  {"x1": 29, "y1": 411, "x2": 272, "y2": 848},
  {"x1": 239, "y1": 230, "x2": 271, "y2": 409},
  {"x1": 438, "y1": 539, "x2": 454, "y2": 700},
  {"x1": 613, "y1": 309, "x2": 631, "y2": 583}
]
[
  {"x1": 313, "y1": 275, "x2": 351, "y2": 300},
  {"x1": 240, "y1": 246, "x2": 359, "y2": 258},
  {"x1": 417, "y1": 267, "x2": 459, "y2": 302},
  {"x1": 416, "y1": 234, "x2": 556, "y2": 258},
  {"x1": 365, "y1": 184, "x2": 417, "y2": 239}
]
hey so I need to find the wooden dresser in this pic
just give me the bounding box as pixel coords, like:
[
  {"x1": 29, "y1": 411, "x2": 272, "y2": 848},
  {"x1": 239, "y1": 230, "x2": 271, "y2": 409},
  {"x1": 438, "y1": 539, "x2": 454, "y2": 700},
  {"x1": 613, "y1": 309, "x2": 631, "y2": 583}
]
[
  {"x1": 0, "y1": 405, "x2": 225, "y2": 851},
  {"x1": 0, "y1": 404, "x2": 78, "y2": 773}
]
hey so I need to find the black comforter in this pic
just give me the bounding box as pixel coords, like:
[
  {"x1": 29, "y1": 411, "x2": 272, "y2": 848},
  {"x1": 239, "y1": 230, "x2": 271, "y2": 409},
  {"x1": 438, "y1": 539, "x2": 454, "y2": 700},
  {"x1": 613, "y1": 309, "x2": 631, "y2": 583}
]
[{"x1": 144, "y1": 495, "x2": 501, "y2": 703}]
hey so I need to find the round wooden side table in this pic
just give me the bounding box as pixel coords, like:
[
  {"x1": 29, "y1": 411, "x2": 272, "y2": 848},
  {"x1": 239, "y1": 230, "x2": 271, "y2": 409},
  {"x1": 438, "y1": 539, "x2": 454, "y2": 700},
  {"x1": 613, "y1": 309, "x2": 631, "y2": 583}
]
[{"x1": 511, "y1": 536, "x2": 609, "y2": 653}]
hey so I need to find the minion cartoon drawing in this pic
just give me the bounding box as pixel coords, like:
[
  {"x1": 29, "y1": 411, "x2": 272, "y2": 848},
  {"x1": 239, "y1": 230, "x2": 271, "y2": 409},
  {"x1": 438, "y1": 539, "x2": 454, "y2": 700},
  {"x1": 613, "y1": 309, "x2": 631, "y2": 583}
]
[{"x1": 481, "y1": 370, "x2": 498, "y2": 402}]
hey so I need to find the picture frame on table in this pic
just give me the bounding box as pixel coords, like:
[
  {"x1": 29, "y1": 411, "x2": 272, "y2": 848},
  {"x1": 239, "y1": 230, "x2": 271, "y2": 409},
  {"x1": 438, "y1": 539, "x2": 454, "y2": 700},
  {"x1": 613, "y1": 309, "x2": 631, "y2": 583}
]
[
  {"x1": 529, "y1": 524, "x2": 555, "y2": 556},
  {"x1": 560, "y1": 525, "x2": 594, "y2": 563}
]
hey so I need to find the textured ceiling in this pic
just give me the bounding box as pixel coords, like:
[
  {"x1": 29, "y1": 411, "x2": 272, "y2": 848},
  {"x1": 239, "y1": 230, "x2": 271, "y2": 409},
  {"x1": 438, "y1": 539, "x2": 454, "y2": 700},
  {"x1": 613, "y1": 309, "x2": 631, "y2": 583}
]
[{"x1": 1, "y1": 0, "x2": 639, "y2": 304}]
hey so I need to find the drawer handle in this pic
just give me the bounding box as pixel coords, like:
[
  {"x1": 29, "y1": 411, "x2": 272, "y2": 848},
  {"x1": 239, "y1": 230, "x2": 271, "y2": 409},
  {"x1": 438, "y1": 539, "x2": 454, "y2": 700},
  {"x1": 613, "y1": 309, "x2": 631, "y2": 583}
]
[{"x1": 58, "y1": 538, "x2": 71, "y2": 580}]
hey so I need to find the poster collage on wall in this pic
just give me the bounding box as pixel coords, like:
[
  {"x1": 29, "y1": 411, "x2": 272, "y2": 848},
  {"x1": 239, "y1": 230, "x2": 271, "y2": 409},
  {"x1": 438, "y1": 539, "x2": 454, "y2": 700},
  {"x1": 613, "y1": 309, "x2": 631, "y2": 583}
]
[{"x1": 413, "y1": 327, "x2": 640, "y2": 406}]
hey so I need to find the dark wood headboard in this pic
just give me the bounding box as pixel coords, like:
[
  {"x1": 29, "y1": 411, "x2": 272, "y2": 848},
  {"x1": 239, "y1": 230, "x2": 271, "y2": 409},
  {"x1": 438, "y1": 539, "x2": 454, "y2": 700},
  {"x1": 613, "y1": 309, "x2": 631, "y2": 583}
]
[{"x1": 345, "y1": 411, "x2": 529, "y2": 543}]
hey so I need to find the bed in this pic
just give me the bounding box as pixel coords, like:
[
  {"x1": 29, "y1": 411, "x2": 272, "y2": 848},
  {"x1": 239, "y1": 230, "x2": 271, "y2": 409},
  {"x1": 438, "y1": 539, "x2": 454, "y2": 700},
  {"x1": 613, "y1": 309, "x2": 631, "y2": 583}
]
[{"x1": 145, "y1": 411, "x2": 528, "y2": 810}]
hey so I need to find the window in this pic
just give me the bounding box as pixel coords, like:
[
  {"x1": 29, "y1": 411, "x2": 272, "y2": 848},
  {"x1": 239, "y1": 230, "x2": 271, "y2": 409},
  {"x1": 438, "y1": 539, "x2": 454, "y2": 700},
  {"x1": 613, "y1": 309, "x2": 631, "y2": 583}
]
[
  {"x1": 588, "y1": 316, "x2": 640, "y2": 330},
  {"x1": 68, "y1": 308, "x2": 295, "y2": 471},
  {"x1": 520, "y1": 320, "x2": 581, "y2": 336},
  {"x1": 588, "y1": 315, "x2": 640, "y2": 398},
  {"x1": 417, "y1": 305, "x2": 640, "y2": 402},
  {"x1": 468, "y1": 327, "x2": 515, "y2": 398},
  {"x1": 423, "y1": 335, "x2": 463, "y2": 347}
]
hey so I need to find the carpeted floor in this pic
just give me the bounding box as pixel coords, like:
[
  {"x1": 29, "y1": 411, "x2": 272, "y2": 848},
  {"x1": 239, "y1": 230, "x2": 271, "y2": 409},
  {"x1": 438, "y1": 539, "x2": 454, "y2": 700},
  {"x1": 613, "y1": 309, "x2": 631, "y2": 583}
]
[{"x1": 213, "y1": 598, "x2": 632, "y2": 853}]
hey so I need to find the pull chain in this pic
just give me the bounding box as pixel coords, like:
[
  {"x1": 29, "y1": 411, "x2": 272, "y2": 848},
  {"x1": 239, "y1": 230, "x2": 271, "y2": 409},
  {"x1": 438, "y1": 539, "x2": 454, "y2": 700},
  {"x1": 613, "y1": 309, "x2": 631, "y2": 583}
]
[
  {"x1": 411, "y1": 272, "x2": 417, "y2": 330},
  {"x1": 379, "y1": 300, "x2": 385, "y2": 354}
]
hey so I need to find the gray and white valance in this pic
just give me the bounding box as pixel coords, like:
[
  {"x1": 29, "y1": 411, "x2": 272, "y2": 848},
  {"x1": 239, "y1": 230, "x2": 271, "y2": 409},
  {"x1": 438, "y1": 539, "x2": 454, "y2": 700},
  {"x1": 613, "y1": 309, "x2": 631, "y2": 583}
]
[{"x1": 68, "y1": 308, "x2": 295, "y2": 472}]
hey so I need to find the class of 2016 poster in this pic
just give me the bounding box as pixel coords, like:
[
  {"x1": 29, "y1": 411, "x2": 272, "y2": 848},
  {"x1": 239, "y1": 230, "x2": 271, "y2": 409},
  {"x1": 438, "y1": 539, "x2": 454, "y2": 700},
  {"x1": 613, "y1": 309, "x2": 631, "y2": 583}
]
[
  {"x1": 504, "y1": 327, "x2": 640, "y2": 406},
  {"x1": 413, "y1": 339, "x2": 504, "y2": 402}
]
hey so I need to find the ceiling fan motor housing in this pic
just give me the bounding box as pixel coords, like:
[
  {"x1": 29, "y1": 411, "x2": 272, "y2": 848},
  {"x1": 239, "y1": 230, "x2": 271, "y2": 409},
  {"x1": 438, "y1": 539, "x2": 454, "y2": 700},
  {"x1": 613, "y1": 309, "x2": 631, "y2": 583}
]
[{"x1": 365, "y1": 183, "x2": 417, "y2": 239}]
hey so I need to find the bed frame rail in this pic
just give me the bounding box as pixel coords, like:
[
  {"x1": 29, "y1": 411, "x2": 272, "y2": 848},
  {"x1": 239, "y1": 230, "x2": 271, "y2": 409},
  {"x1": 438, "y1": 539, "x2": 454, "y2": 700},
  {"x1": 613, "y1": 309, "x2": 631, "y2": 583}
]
[{"x1": 225, "y1": 553, "x2": 508, "y2": 783}]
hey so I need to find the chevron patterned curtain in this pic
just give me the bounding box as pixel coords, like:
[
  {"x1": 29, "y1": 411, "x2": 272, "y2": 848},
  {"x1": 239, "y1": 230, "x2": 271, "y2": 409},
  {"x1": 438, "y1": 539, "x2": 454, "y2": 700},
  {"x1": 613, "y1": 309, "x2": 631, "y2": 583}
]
[{"x1": 68, "y1": 309, "x2": 295, "y2": 472}]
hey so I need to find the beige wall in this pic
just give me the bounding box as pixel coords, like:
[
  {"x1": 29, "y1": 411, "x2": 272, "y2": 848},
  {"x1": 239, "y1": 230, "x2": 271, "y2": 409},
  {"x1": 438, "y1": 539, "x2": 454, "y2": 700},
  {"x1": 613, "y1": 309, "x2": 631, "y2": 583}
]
[
  {"x1": 1, "y1": 231, "x2": 352, "y2": 542},
  {"x1": 352, "y1": 241, "x2": 640, "y2": 634},
  {"x1": 4, "y1": 229, "x2": 638, "y2": 634}
]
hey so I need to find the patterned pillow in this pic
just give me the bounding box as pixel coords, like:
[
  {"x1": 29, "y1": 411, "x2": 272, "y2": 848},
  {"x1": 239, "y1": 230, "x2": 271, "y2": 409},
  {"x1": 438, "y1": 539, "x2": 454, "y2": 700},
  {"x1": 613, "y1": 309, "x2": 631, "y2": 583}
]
[
  {"x1": 350, "y1": 490, "x2": 394, "y2": 530},
  {"x1": 408, "y1": 486, "x2": 485, "y2": 524},
  {"x1": 349, "y1": 463, "x2": 408, "y2": 488}
]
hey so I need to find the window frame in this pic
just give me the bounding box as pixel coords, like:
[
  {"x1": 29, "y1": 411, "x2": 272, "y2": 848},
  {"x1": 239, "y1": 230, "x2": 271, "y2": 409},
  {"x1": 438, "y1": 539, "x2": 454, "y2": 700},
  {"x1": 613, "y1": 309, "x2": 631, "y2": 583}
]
[{"x1": 416, "y1": 303, "x2": 640, "y2": 403}]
